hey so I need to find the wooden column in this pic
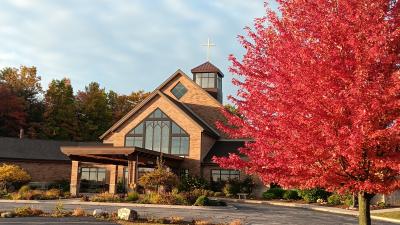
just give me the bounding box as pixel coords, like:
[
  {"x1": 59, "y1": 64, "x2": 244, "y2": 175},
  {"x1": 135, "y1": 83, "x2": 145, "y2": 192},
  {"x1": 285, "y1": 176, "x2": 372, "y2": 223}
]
[
  {"x1": 70, "y1": 160, "x2": 80, "y2": 196},
  {"x1": 109, "y1": 165, "x2": 118, "y2": 194},
  {"x1": 127, "y1": 158, "x2": 138, "y2": 191}
]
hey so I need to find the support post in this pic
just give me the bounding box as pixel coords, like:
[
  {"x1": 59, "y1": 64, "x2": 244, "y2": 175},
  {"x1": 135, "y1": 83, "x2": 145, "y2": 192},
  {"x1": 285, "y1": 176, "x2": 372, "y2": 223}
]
[
  {"x1": 109, "y1": 165, "x2": 118, "y2": 194},
  {"x1": 70, "y1": 160, "x2": 80, "y2": 196},
  {"x1": 127, "y1": 159, "x2": 138, "y2": 191}
]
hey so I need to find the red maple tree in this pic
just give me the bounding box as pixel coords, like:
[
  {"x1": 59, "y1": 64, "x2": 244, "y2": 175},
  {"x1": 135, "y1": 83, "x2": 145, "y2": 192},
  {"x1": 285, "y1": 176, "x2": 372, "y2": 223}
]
[
  {"x1": 214, "y1": 1, "x2": 399, "y2": 224},
  {"x1": 0, "y1": 84, "x2": 26, "y2": 137}
]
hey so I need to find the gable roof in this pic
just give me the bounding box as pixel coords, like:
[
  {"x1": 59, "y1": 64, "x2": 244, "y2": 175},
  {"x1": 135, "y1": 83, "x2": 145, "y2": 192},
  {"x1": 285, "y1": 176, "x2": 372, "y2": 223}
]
[
  {"x1": 100, "y1": 69, "x2": 222, "y2": 140},
  {"x1": 99, "y1": 89, "x2": 220, "y2": 140},
  {"x1": 0, "y1": 137, "x2": 102, "y2": 161},
  {"x1": 191, "y1": 61, "x2": 224, "y2": 77},
  {"x1": 202, "y1": 140, "x2": 245, "y2": 164},
  {"x1": 163, "y1": 94, "x2": 220, "y2": 137}
]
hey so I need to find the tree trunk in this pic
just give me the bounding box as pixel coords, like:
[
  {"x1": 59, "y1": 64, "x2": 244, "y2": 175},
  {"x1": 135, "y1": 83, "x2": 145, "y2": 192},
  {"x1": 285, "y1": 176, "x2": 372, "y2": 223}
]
[{"x1": 358, "y1": 192, "x2": 371, "y2": 225}]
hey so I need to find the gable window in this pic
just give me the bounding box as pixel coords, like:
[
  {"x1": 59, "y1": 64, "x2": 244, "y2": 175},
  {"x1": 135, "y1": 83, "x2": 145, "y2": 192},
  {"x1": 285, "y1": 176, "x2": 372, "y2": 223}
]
[
  {"x1": 125, "y1": 108, "x2": 189, "y2": 156},
  {"x1": 195, "y1": 73, "x2": 216, "y2": 88},
  {"x1": 211, "y1": 169, "x2": 240, "y2": 182},
  {"x1": 171, "y1": 82, "x2": 188, "y2": 99}
]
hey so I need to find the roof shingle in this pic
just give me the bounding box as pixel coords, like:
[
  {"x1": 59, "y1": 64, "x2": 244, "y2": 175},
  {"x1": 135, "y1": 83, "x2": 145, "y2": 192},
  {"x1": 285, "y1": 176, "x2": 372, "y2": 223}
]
[
  {"x1": 191, "y1": 61, "x2": 224, "y2": 77},
  {"x1": 203, "y1": 140, "x2": 245, "y2": 163},
  {"x1": 0, "y1": 137, "x2": 103, "y2": 161}
]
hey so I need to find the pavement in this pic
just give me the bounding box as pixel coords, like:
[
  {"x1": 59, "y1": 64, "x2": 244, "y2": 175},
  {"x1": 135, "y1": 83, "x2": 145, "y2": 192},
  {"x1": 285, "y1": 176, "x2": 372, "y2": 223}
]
[{"x1": 0, "y1": 199, "x2": 398, "y2": 225}]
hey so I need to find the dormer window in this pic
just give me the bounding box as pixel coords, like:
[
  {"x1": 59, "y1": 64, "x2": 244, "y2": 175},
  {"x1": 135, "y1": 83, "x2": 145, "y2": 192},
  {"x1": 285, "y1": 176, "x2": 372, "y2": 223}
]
[
  {"x1": 171, "y1": 82, "x2": 188, "y2": 99},
  {"x1": 195, "y1": 73, "x2": 216, "y2": 88}
]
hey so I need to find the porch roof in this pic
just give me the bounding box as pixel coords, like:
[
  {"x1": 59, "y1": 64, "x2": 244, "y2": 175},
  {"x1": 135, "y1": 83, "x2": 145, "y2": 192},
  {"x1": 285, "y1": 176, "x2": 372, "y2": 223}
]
[{"x1": 60, "y1": 145, "x2": 183, "y2": 166}]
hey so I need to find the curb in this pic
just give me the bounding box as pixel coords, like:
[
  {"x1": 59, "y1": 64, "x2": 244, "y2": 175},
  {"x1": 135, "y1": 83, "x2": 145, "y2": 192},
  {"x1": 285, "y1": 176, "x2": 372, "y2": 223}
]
[
  {"x1": 0, "y1": 199, "x2": 235, "y2": 211},
  {"x1": 371, "y1": 215, "x2": 400, "y2": 224},
  {"x1": 218, "y1": 198, "x2": 400, "y2": 224}
]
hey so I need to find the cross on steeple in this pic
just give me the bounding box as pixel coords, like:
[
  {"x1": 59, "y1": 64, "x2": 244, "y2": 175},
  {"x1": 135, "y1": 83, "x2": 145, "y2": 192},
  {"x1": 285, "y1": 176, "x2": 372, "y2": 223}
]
[{"x1": 201, "y1": 38, "x2": 215, "y2": 62}]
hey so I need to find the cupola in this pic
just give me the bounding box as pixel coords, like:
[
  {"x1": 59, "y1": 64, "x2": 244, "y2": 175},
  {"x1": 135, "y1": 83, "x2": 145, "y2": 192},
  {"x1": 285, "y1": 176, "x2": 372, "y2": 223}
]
[{"x1": 191, "y1": 61, "x2": 224, "y2": 103}]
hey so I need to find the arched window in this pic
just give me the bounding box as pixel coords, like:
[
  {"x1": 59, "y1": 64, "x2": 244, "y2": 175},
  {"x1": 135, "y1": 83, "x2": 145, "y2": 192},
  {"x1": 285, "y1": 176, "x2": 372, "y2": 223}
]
[{"x1": 125, "y1": 108, "x2": 189, "y2": 155}]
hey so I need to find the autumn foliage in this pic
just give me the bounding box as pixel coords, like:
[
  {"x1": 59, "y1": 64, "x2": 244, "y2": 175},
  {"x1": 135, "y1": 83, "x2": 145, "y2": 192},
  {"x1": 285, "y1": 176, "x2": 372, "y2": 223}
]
[{"x1": 215, "y1": 0, "x2": 400, "y2": 197}]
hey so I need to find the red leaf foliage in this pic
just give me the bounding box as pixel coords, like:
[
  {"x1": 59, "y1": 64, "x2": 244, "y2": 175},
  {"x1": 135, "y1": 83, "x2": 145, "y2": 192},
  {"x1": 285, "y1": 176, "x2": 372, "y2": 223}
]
[
  {"x1": 214, "y1": 0, "x2": 400, "y2": 194},
  {"x1": 0, "y1": 84, "x2": 26, "y2": 136}
]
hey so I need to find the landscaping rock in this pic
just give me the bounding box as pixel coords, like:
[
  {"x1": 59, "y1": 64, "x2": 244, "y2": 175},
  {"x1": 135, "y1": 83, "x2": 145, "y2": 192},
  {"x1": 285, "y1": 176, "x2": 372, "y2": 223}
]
[
  {"x1": 117, "y1": 208, "x2": 137, "y2": 221},
  {"x1": 1, "y1": 212, "x2": 14, "y2": 218},
  {"x1": 92, "y1": 209, "x2": 108, "y2": 217}
]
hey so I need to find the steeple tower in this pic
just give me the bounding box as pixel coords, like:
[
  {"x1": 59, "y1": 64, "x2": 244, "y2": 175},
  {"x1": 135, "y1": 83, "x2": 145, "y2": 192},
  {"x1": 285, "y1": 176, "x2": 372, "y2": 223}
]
[{"x1": 191, "y1": 61, "x2": 224, "y2": 103}]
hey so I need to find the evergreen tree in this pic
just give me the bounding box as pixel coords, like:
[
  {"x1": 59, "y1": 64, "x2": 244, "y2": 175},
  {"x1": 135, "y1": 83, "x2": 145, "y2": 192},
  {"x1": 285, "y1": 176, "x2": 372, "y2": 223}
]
[
  {"x1": 77, "y1": 82, "x2": 112, "y2": 141},
  {"x1": 43, "y1": 78, "x2": 78, "y2": 140}
]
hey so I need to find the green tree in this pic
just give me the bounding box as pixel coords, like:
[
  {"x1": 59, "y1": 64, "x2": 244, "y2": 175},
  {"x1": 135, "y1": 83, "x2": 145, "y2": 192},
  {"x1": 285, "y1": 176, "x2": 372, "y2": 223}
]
[
  {"x1": 108, "y1": 90, "x2": 149, "y2": 124},
  {"x1": 43, "y1": 78, "x2": 78, "y2": 140},
  {"x1": 0, "y1": 66, "x2": 44, "y2": 138},
  {"x1": 77, "y1": 82, "x2": 112, "y2": 141}
]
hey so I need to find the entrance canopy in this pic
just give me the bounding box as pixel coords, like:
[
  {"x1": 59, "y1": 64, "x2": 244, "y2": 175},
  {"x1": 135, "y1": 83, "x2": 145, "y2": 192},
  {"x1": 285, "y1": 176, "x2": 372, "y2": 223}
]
[{"x1": 60, "y1": 145, "x2": 183, "y2": 168}]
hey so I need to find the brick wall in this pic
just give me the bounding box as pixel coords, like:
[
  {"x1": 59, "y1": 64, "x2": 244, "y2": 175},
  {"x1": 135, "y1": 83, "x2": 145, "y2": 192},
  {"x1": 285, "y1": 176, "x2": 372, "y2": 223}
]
[
  {"x1": 0, "y1": 160, "x2": 71, "y2": 182},
  {"x1": 103, "y1": 94, "x2": 204, "y2": 176},
  {"x1": 161, "y1": 73, "x2": 228, "y2": 138}
]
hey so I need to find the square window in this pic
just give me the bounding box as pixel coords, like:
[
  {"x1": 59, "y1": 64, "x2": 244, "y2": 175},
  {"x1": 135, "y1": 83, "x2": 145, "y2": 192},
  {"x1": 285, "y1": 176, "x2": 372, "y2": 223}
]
[{"x1": 171, "y1": 82, "x2": 188, "y2": 99}]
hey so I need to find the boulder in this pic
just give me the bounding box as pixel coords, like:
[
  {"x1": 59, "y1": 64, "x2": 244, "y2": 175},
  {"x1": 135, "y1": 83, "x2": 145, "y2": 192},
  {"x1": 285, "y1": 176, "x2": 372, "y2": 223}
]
[
  {"x1": 1, "y1": 212, "x2": 14, "y2": 218},
  {"x1": 93, "y1": 209, "x2": 108, "y2": 217},
  {"x1": 117, "y1": 208, "x2": 138, "y2": 221}
]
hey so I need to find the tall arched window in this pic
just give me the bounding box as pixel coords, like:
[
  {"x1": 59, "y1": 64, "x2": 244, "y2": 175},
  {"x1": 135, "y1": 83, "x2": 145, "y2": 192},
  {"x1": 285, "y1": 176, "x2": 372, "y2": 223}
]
[{"x1": 125, "y1": 108, "x2": 189, "y2": 155}]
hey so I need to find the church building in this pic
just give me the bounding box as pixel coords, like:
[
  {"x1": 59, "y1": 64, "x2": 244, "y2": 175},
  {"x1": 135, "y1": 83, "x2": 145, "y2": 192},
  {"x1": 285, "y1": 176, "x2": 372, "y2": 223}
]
[{"x1": 61, "y1": 61, "x2": 264, "y2": 196}]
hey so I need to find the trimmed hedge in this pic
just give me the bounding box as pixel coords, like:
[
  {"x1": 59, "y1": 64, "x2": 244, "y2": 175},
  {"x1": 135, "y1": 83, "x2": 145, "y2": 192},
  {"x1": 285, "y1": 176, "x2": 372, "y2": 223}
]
[
  {"x1": 297, "y1": 188, "x2": 330, "y2": 203},
  {"x1": 283, "y1": 190, "x2": 300, "y2": 200}
]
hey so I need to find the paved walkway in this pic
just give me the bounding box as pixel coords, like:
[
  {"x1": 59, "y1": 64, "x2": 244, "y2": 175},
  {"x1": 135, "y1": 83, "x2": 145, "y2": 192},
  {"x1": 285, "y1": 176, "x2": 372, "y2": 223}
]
[
  {"x1": 0, "y1": 199, "x2": 398, "y2": 225},
  {"x1": 0, "y1": 217, "x2": 117, "y2": 225}
]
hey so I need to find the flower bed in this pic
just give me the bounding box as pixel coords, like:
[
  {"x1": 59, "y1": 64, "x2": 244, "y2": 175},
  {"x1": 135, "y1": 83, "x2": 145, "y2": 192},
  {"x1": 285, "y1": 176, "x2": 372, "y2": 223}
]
[
  {"x1": 85, "y1": 189, "x2": 226, "y2": 207},
  {"x1": 0, "y1": 205, "x2": 242, "y2": 225}
]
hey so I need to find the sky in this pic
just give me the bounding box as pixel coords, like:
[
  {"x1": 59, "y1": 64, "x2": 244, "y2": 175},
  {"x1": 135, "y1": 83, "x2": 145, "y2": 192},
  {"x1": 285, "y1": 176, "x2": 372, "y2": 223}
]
[{"x1": 0, "y1": 0, "x2": 275, "y2": 103}]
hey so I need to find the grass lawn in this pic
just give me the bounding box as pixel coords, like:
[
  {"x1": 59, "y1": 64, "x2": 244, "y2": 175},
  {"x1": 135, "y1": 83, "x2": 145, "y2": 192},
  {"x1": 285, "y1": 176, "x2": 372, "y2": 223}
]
[{"x1": 372, "y1": 211, "x2": 400, "y2": 220}]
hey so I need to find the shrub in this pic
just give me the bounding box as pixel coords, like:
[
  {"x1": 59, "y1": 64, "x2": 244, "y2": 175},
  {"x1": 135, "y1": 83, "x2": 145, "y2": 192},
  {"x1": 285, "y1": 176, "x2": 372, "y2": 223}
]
[
  {"x1": 18, "y1": 185, "x2": 30, "y2": 194},
  {"x1": 262, "y1": 192, "x2": 275, "y2": 200},
  {"x1": 327, "y1": 194, "x2": 342, "y2": 205},
  {"x1": 223, "y1": 180, "x2": 241, "y2": 197},
  {"x1": 169, "y1": 216, "x2": 184, "y2": 224},
  {"x1": 48, "y1": 180, "x2": 70, "y2": 192},
  {"x1": 344, "y1": 195, "x2": 354, "y2": 207},
  {"x1": 52, "y1": 202, "x2": 70, "y2": 217},
  {"x1": 72, "y1": 207, "x2": 85, "y2": 217},
  {"x1": 90, "y1": 192, "x2": 120, "y2": 202},
  {"x1": 138, "y1": 159, "x2": 178, "y2": 192},
  {"x1": 283, "y1": 190, "x2": 300, "y2": 200},
  {"x1": 44, "y1": 189, "x2": 62, "y2": 199},
  {"x1": 126, "y1": 191, "x2": 139, "y2": 202},
  {"x1": 178, "y1": 175, "x2": 209, "y2": 192},
  {"x1": 262, "y1": 187, "x2": 285, "y2": 200},
  {"x1": 297, "y1": 188, "x2": 330, "y2": 203},
  {"x1": 214, "y1": 192, "x2": 224, "y2": 197},
  {"x1": 239, "y1": 177, "x2": 255, "y2": 194},
  {"x1": 14, "y1": 206, "x2": 43, "y2": 217},
  {"x1": 0, "y1": 164, "x2": 31, "y2": 192},
  {"x1": 194, "y1": 195, "x2": 209, "y2": 206}
]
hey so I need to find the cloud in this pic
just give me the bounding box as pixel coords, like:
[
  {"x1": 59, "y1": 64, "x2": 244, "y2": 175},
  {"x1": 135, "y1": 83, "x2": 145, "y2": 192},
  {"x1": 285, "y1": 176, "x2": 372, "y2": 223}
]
[{"x1": 0, "y1": 0, "x2": 270, "y2": 101}]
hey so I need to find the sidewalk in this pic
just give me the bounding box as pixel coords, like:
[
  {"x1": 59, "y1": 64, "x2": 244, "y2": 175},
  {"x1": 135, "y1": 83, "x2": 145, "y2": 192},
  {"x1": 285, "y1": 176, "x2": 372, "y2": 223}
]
[
  {"x1": 0, "y1": 199, "x2": 234, "y2": 211},
  {"x1": 216, "y1": 198, "x2": 400, "y2": 224}
]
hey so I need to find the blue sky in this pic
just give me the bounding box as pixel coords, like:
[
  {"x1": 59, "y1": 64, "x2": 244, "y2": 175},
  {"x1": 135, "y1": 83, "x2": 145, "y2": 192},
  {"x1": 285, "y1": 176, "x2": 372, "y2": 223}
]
[{"x1": 0, "y1": 0, "x2": 274, "y2": 102}]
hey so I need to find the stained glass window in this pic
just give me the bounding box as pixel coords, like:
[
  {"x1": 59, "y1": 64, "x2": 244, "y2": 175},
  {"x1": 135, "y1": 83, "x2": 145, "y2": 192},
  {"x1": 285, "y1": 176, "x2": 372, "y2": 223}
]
[{"x1": 125, "y1": 108, "x2": 189, "y2": 155}]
